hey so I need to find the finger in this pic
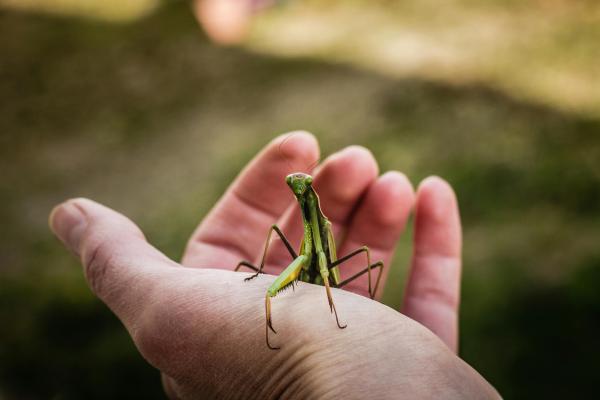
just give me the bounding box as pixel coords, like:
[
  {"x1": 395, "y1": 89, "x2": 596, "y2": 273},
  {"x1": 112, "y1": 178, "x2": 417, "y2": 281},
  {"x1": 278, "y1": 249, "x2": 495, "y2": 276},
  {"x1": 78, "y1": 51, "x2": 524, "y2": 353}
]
[
  {"x1": 401, "y1": 176, "x2": 462, "y2": 352},
  {"x1": 193, "y1": 0, "x2": 252, "y2": 45},
  {"x1": 312, "y1": 146, "x2": 380, "y2": 228},
  {"x1": 336, "y1": 171, "x2": 415, "y2": 298},
  {"x1": 49, "y1": 198, "x2": 176, "y2": 332},
  {"x1": 183, "y1": 132, "x2": 319, "y2": 269},
  {"x1": 264, "y1": 146, "x2": 379, "y2": 270}
]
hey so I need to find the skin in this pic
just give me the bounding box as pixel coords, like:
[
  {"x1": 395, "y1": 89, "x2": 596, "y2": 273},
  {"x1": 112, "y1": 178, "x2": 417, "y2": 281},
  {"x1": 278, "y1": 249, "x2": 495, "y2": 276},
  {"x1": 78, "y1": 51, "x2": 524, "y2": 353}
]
[
  {"x1": 193, "y1": 0, "x2": 275, "y2": 45},
  {"x1": 49, "y1": 132, "x2": 501, "y2": 399}
]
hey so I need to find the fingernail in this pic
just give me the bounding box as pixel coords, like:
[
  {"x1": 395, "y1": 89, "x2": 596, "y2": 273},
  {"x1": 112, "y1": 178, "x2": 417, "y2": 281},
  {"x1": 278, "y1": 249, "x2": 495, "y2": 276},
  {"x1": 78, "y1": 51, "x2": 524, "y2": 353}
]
[{"x1": 49, "y1": 201, "x2": 87, "y2": 255}]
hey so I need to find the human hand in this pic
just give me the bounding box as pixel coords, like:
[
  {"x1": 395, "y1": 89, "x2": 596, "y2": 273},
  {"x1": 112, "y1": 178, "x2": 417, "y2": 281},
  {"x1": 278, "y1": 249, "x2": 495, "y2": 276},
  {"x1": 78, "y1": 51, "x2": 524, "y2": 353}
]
[
  {"x1": 49, "y1": 132, "x2": 500, "y2": 399},
  {"x1": 192, "y1": 0, "x2": 275, "y2": 45}
]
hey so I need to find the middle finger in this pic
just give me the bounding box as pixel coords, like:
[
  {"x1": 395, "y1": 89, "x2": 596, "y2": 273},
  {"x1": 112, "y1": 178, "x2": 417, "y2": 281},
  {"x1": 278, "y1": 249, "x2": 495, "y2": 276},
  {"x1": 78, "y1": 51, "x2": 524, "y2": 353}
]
[{"x1": 264, "y1": 146, "x2": 379, "y2": 271}]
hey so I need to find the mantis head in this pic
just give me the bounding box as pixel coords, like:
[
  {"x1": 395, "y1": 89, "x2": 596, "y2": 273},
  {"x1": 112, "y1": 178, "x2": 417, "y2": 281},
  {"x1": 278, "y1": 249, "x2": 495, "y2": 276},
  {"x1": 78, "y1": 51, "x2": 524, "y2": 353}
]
[{"x1": 286, "y1": 173, "x2": 313, "y2": 197}]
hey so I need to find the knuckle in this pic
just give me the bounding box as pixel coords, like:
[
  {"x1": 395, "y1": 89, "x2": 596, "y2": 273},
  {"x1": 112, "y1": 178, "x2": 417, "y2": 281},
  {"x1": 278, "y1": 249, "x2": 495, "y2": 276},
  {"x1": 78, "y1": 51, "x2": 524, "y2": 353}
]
[{"x1": 82, "y1": 235, "x2": 116, "y2": 297}]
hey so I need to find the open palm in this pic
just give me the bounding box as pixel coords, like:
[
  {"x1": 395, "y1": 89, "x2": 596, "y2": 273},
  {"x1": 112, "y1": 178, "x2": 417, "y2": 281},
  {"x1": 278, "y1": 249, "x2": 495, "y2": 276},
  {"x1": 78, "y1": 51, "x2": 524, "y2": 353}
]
[{"x1": 183, "y1": 132, "x2": 462, "y2": 351}]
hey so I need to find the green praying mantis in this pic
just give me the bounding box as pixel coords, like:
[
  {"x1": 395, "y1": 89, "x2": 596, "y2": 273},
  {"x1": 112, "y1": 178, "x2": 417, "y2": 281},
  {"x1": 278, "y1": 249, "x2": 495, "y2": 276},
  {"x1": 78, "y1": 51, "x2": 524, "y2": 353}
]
[{"x1": 235, "y1": 172, "x2": 385, "y2": 349}]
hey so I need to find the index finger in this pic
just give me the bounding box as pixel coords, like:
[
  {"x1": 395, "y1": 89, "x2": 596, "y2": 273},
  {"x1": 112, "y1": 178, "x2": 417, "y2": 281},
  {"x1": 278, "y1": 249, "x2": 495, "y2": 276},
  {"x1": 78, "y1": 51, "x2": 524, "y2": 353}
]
[{"x1": 182, "y1": 132, "x2": 319, "y2": 268}]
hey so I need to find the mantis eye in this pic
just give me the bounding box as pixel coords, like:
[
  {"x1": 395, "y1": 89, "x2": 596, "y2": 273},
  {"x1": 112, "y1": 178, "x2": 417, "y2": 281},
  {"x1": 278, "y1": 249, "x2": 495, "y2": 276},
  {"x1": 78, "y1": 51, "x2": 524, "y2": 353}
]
[
  {"x1": 305, "y1": 176, "x2": 313, "y2": 185},
  {"x1": 286, "y1": 175, "x2": 293, "y2": 185}
]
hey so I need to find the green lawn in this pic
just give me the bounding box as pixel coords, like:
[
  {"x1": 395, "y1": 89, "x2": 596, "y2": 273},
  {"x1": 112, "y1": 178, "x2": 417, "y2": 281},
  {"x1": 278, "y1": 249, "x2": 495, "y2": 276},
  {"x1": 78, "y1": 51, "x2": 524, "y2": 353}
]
[{"x1": 1, "y1": 2, "x2": 599, "y2": 399}]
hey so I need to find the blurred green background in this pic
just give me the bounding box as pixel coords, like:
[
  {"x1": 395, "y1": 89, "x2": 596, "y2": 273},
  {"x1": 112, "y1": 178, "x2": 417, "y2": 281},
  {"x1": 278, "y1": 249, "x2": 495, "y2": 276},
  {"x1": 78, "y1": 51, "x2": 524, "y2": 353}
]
[{"x1": 1, "y1": 0, "x2": 599, "y2": 398}]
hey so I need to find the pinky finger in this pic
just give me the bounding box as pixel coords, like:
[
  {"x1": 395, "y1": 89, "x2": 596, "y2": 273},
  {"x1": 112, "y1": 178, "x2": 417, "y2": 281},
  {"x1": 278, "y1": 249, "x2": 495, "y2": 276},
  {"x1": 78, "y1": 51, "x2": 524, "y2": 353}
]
[{"x1": 402, "y1": 176, "x2": 462, "y2": 353}]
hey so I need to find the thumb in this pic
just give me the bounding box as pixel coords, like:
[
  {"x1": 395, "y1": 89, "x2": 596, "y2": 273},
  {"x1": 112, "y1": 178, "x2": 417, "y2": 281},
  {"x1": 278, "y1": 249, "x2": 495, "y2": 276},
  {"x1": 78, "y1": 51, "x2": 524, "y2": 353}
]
[{"x1": 49, "y1": 198, "x2": 177, "y2": 331}]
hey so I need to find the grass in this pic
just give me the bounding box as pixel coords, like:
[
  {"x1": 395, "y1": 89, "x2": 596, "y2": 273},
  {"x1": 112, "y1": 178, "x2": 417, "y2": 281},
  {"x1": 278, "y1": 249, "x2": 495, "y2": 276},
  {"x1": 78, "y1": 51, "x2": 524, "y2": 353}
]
[{"x1": 250, "y1": 0, "x2": 600, "y2": 116}]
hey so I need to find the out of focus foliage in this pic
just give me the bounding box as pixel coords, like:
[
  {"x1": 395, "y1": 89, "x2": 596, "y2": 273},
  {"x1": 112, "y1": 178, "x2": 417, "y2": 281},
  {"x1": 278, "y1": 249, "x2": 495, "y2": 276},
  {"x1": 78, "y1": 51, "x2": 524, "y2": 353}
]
[{"x1": 1, "y1": 1, "x2": 599, "y2": 399}]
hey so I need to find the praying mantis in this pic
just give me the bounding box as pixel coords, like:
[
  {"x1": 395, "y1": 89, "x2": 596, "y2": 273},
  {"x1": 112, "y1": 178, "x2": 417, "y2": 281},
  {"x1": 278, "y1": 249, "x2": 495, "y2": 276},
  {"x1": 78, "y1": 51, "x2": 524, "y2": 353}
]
[{"x1": 235, "y1": 172, "x2": 384, "y2": 349}]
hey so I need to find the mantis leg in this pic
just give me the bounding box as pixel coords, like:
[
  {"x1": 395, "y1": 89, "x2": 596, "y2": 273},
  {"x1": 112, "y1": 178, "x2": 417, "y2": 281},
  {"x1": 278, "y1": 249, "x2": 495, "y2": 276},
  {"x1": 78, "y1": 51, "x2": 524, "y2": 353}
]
[
  {"x1": 265, "y1": 254, "x2": 307, "y2": 350},
  {"x1": 332, "y1": 261, "x2": 384, "y2": 300},
  {"x1": 265, "y1": 295, "x2": 278, "y2": 350},
  {"x1": 329, "y1": 246, "x2": 383, "y2": 299},
  {"x1": 322, "y1": 275, "x2": 347, "y2": 329},
  {"x1": 234, "y1": 261, "x2": 259, "y2": 272},
  {"x1": 235, "y1": 224, "x2": 297, "y2": 281}
]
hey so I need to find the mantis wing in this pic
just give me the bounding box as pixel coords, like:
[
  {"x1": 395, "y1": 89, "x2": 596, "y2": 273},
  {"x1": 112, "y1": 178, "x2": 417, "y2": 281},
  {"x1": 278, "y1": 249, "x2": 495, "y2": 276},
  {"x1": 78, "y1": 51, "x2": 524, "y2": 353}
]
[{"x1": 324, "y1": 220, "x2": 341, "y2": 285}]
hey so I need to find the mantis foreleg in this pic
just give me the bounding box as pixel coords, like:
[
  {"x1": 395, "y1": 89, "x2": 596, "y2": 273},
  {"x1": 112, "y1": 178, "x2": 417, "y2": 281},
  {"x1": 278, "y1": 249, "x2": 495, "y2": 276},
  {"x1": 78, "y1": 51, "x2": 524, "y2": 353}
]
[
  {"x1": 265, "y1": 254, "x2": 308, "y2": 350},
  {"x1": 309, "y1": 196, "x2": 346, "y2": 330}
]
